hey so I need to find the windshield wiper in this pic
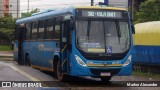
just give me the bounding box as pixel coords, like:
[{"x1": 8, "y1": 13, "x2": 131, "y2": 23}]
[
  {"x1": 115, "y1": 20, "x2": 121, "y2": 43},
  {"x1": 87, "y1": 19, "x2": 91, "y2": 40}
]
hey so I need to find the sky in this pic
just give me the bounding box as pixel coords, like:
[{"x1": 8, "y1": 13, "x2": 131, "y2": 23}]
[{"x1": 20, "y1": 0, "x2": 104, "y2": 13}]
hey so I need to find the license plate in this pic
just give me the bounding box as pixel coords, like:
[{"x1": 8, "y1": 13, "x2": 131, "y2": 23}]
[{"x1": 100, "y1": 72, "x2": 111, "y2": 76}]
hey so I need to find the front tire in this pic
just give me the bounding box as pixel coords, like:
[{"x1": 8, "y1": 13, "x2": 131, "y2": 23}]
[{"x1": 55, "y1": 61, "x2": 68, "y2": 81}]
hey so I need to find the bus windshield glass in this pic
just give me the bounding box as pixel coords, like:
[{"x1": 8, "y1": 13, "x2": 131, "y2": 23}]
[{"x1": 76, "y1": 19, "x2": 130, "y2": 54}]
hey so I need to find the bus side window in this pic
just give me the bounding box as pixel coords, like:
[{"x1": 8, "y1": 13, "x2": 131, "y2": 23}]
[
  {"x1": 55, "y1": 24, "x2": 60, "y2": 39},
  {"x1": 31, "y1": 21, "x2": 38, "y2": 40},
  {"x1": 46, "y1": 18, "x2": 55, "y2": 39},
  {"x1": 26, "y1": 23, "x2": 31, "y2": 40},
  {"x1": 54, "y1": 17, "x2": 62, "y2": 40},
  {"x1": 38, "y1": 20, "x2": 45, "y2": 40},
  {"x1": 23, "y1": 24, "x2": 27, "y2": 40}
]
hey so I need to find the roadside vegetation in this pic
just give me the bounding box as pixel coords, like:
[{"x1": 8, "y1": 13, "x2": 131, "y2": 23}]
[
  {"x1": 134, "y1": 0, "x2": 160, "y2": 24},
  {"x1": 0, "y1": 45, "x2": 12, "y2": 51},
  {"x1": 0, "y1": 9, "x2": 39, "y2": 48},
  {"x1": 0, "y1": 15, "x2": 15, "y2": 46},
  {"x1": 132, "y1": 71, "x2": 160, "y2": 80}
]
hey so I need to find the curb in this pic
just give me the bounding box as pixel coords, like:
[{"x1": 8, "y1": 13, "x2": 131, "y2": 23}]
[{"x1": 0, "y1": 56, "x2": 14, "y2": 61}]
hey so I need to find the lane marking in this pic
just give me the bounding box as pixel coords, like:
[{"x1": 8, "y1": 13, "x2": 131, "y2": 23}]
[
  {"x1": 8, "y1": 65, "x2": 55, "y2": 87},
  {"x1": 3, "y1": 62, "x2": 61, "y2": 87},
  {"x1": 9, "y1": 65, "x2": 41, "y2": 81}
]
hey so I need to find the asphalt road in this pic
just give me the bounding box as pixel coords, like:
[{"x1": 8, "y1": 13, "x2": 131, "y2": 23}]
[{"x1": 0, "y1": 51, "x2": 159, "y2": 90}]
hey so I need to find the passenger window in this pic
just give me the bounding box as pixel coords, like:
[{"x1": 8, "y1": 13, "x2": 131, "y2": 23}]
[
  {"x1": 54, "y1": 17, "x2": 62, "y2": 39},
  {"x1": 54, "y1": 24, "x2": 60, "y2": 39},
  {"x1": 26, "y1": 23, "x2": 31, "y2": 40},
  {"x1": 31, "y1": 22, "x2": 38, "y2": 40},
  {"x1": 46, "y1": 18, "x2": 54, "y2": 39},
  {"x1": 38, "y1": 20, "x2": 45, "y2": 39}
]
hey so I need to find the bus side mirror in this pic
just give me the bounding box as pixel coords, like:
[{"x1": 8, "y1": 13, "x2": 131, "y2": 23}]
[
  {"x1": 130, "y1": 19, "x2": 135, "y2": 34},
  {"x1": 131, "y1": 25, "x2": 135, "y2": 34},
  {"x1": 70, "y1": 16, "x2": 75, "y2": 30}
]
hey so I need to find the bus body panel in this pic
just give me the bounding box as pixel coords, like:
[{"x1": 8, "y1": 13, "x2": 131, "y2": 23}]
[
  {"x1": 14, "y1": 40, "x2": 60, "y2": 69},
  {"x1": 133, "y1": 21, "x2": 160, "y2": 65}
]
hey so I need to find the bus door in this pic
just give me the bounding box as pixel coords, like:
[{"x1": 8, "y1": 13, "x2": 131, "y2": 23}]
[
  {"x1": 17, "y1": 26, "x2": 26, "y2": 65},
  {"x1": 60, "y1": 20, "x2": 70, "y2": 73}
]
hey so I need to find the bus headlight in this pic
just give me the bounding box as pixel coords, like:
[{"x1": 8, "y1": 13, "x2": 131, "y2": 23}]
[
  {"x1": 75, "y1": 55, "x2": 86, "y2": 66},
  {"x1": 123, "y1": 55, "x2": 132, "y2": 66}
]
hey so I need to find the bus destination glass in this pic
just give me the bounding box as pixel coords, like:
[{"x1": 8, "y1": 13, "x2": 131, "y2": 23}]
[{"x1": 76, "y1": 9, "x2": 128, "y2": 19}]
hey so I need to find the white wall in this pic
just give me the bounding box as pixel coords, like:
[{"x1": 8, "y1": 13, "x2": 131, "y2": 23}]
[
  {"x1": 9, "y1": 0, "x2": 20, "y2": 18},
  {"x1": 109, "y1": 0, "x2": 128, "y2": 10}
]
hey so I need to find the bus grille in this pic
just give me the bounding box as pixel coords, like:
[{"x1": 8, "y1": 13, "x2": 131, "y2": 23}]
[{"x1": 89, "y1": 68, "x2": 121, "y2": 76}]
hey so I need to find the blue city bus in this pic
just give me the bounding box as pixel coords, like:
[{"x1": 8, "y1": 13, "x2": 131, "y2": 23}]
[{"x1": 14, "y1": 6, "x2": 134, "y2": 81}]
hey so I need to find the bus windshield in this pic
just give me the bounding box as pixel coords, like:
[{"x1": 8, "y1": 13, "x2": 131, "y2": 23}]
[{"x1": 76, "y1": 19, "x2": 130, "y2": 54}]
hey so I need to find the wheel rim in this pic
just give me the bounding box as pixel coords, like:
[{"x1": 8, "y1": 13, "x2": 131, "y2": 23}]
[{"x1": 57, "y1": 61, "x2": 63, "y2": 80}]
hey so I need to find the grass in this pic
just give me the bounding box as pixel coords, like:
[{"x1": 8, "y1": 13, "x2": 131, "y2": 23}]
[
  {"x1": 0, "y1": 45, "x2": 12, "y2": 51},
  {"x1": 132, "y1": 71, "x2": 160, "y2": 79}
]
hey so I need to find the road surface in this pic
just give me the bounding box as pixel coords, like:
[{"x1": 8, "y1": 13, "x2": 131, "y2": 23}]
[{"x1": 0, "y1": 51, "x2": 159, "y2": 90}]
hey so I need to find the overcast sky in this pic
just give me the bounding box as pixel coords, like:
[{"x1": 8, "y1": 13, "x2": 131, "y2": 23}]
[{"x1": 20, "y1": 0, "x2": 104, "y2": 12}]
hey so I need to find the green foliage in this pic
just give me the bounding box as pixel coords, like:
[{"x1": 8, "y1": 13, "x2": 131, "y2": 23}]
[
  {"x1": 134, "y1": 0, "x2": 160, "y2": 24},
  {"x1": 21, "y1": 13, "x2": 32, "y2": 18},
  {"x1": 0, "y1": 15, "x2": 15, "y2": 45},
  {"x1": 0, "y1": 30, "x2": 9, "y2": 41},
  {"x1": 0, "y1": 15, "x2": 15, "y2": 29},
  {"x1": 21, "y1": 8, "x2": 40, "y2": 18},
  {"x1": 0, "y1": 8, "x2": 40, "y2": 45},
  {"x1": 30, "y1": 8, "x2": 40, "y2": 14},
  {"x1": 0, "y1": 29, "x2": 14, "y2": 45},
  {"x1": 0, "y1": 45, "x2": 12, "y2": 51}
]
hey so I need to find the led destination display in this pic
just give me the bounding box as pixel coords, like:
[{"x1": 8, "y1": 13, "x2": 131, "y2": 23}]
[{"x1": 76, "y1": 9, "x2": 127, "y2": 19}]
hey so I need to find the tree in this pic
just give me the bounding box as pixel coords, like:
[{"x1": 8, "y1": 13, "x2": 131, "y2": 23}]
[
  {"x1": 0, "y1": 15, "x2": 15, "y2": 45},
  {"x1": 21, "y1": 8, "x2": 40, "y2": 18},
  {"x1": 0, "y1": 15, "x2": 15, "y2": 29},
  {"x1": 134, "y1": 0, "x2": 160, "y2": 24}
]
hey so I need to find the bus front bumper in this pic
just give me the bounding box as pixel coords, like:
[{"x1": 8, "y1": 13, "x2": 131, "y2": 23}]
[{"x1": 70, "y1": 62, "x2": 132, "y2": 77}]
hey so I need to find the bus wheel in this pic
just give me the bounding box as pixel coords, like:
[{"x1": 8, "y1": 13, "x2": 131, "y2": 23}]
[
  {"x1": 25, "y1": 55, "x2": 30, "y2": 66},
  {"x1": 100, "y1": 76, "x2": 111, "y2": 82},
  {"x1": 56, "y1": 61, "x2": 67, "y2": 81}
]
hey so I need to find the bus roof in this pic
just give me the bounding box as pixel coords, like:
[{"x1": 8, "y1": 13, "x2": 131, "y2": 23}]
[
  {"x1": 134, "y1": 21, "x2": 160, "y2": 46},
  {"x1": 16, "y1": 6, "x2": 127, "y2": 24},
  {"x1": 135, "y1": 21, "x2": 160, "y2": 33},
  {"x1": 16, "y1": 7, "x2": 74, "y2": 24},
  {"x1": 75, "y1": 6, "x2": 127, "y2": 11}
]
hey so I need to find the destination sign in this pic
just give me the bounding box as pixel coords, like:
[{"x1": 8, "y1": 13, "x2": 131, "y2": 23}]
[
  {"x1": 82, "y1": 10, "x2": 122, "y2": 18},
  {"x1": 76, "y1": 10, "x2": 125, "y2": 18}
]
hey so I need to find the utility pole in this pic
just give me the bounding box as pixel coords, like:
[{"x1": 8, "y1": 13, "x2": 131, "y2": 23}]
[
  {"x1": 27, "y1": 0, "x2": 29, "y2": 12},
  {"x1": 131, "y1": 0, "x2": 134, "y2": 19},
  {"x1": 91, "y1": 0, "x2": 94, "y2": 6},
  {"x1": 17, "y1": 0, "x2": 19, "y2": 19}
]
